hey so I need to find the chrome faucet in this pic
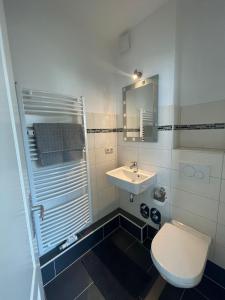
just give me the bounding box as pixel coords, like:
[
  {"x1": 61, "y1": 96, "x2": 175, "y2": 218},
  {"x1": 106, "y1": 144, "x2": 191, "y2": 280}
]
[{"x1": 129, "y1": 161, "x2": 138, "y2": 173}]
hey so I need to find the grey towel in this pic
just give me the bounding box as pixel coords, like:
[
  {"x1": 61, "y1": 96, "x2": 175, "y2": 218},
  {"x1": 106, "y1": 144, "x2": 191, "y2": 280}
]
[
  {"x1": 62, "y1": 123, "x2": 85, "y2": 151},
  {"x1": 33, "y1": 123, "x2": 84, "y2": 166}
]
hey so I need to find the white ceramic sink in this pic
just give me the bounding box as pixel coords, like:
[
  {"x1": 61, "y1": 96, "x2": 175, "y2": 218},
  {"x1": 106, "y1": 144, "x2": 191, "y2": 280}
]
[{"x1": 106, "y1": 166, "x2": 156, "y2": 195}]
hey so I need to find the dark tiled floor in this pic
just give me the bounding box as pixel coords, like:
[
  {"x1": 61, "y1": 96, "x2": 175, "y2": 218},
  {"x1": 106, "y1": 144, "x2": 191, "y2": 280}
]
[{"x1": 45, "y1": 228, "x2": 225, "y2": 300}]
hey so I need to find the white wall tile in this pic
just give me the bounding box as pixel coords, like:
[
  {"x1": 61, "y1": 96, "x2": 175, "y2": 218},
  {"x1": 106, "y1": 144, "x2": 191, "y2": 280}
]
[
  {"x1": 95, "y1": 160, "x2": 117, "y2": 190},
  {"x1": 95, "y1": 132, "x2": 116, "y2": 148},
  {"x1": 220, "y1": 179, "x2": 225, "y2": 203},
  {"x1": 94, "y1": 113, "x2": 115, "y2": 129},
  {"x1": 117, "y1": 145, "x2": 138, "y2": 166},
  {"x1": 222, "y1": 153, "x2": 225, "y2": 179},
  {"x1": 179, "y1": 130, "x2": 225, "y2": 151},
  {"x1": 86, "y1": 112, "x2": 94, "y2": 128},
  {"x1": 218, "y1": 202, "x2": 225, "y2": 226},
  {"x1": 212, "y1": 243, "x2": 225, "y2": 269},
  {"x1": 88, "y1": 149, "x2": 95, "y2": 166},
  {"x1": 97, "y1": 186, "x2": 118, "y2": 219},
  {"x1": 180, "y1": 100, "x2": 225, "y2": 125},
  {"x1": 158, "y1": 105, "x2": 172, "y2": 126},
  {"x1": 87, "y1": 133, "x2": 95, "y2": 150},
  {"x1": 138, "y1": 147, "x2": 171, "y2": 168},
  {"x1": 171, "y1": 170, "x2": 221, "y2": 201},
  {"x1": 138, "y1": 162, "x2": 171, "y2": 187},
  {"x1": 171, "y1": 188, "x2": 219, "y2": 222},
  {"x1": 95, "y1": 147, "x2": 116, "y2": 164},
  {"x1": 137, "y1": 131, "x2": 173, "y2": 150},
  {"x1": 216, "y1": 223, "x2": 225, "y2": 247},
  {"x1": 172, "y1": 149, "x2": 224, "y2": 178},
  {"x1": 170, "y1": 204, "x2": 217, "y2": 238}
]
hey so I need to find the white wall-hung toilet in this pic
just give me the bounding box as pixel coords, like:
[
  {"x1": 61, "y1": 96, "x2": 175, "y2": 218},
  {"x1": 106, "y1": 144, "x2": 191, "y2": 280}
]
[{"x1": 151, "y1": 220, "x2": 211, "y2": 288}]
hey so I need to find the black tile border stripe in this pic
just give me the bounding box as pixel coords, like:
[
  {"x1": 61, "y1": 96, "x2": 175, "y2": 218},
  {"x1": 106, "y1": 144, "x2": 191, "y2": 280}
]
[
  {"x1": 174, "y1": 123, "x2": 225, "y2": 130},
  {"x1": 87, "y1": 123, "x2": 225, "y2": 133}
]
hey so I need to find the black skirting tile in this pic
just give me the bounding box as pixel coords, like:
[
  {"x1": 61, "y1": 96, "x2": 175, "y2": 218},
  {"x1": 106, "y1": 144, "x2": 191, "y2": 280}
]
[
  {"x1": 159, "y1": 283, "x2": 184, "y2": 300},
  {"x1": 196, "y1": 276, "x2": 225, "y2": 300},
  {"x1": 77, "y1": 284, "x2": 105, "y2": 300},
  {"x1": 182, "y1": 289, "x2": 207, "y2": 300},
  {"x1": 205, "y1": 260, "x2": 225, "y2": 289},
  {"x1": 40, "y1": 233, "x2": 83, "y2": 266},
  {"x1": 45, "y1": 261, "x2": 92, "y2": 300},
  {"x1": 79, "y1": 209, "x2": 120, "y2": 238},
  {"x1": 118, "y1": 208, "x2": 146, "y2": 228},
  {"x1": 126, "y1": 241, "x2": 153, "y2": 272},
  {"x1": 82, "y1": 237, "x2": 157, "y2": 299},
  {"x1": 143, "y1": 238, "x2": 152, "y2": 250},
  {"x1": 41, "y1": 262, "x2": 55, "y2": 285},
  {"x1": 103, "y1": 216, "x2": 119, "y2": 238},
  {"x1": 55, "y1": 228, "x2": 103, "y2": 274},
  {"x1": 143, "y1": 225, "x2": 148, "y2": 241},
  {"x1": 147, "y1": 225, "x2": 158, "y2": 240},
  {"x1": 120, "y1": 216, "x2": 142, "y2": 241},
  {"x1": 107, "y1": 228, "x2": 136, "y2": 252}
]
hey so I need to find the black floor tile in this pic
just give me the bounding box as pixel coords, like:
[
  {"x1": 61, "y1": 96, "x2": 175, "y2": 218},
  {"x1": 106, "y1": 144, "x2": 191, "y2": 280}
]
[
  {"x1": 196, "y1": 276, "x2": 225, "y2": 300},
  {"x1": 107, "y1": 228, "x2": 136, "y2": 251},
  {"x1": 45, "y1": 261, "x2": 92, "y2": 300},
  {"x1": 82, "y1": 237, "x2": 157, "y2": 299},
  {"x1": 205, "y1": 260, "x2": 225, "y2": 289},
  {"x1": 143, "y1": 238, "x2": 152, "y2": 250},
  {"x1": 82, "y1": 250, "x2": 134, "y2": 300},
  {"x1": 159, "y1": 283, "x2": 184, "y2": 300},
  {"x1": 126, "y1": 241, "x2": 153, "y2": 272},
  {"x1": 77, "y1": 284, "x2": 105, "y2": 300},
  {"x1": 182, "y1": 289, "x2": 207, "y2": 300}
]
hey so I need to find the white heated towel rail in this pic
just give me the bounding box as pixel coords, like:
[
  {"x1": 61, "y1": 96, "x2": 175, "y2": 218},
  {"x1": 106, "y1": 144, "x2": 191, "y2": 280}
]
[
  {"x1": 140, "y1": 108, "x2": 153, "y2": 139},
  {"x1": 17, "y1": 88, "x2": 92, "y2": 255}
]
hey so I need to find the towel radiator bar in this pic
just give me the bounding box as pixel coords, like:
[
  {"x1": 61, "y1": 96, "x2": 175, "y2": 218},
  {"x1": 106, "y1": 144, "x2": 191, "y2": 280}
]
[{"x1": 17, "y1": 88, "x2": 92, "y2": 255}]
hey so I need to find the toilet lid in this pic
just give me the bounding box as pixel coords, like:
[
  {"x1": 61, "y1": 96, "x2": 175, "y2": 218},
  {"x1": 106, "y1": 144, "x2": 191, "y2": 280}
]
[{"x1": 151, "y1": 223, "x2": 211, "y2": 285}]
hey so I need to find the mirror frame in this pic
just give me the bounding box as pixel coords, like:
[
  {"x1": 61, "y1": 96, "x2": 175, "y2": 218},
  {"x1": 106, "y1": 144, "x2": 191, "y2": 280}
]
[{"x1": 122, "y1": 74, "x2": 158, "y2": 142}]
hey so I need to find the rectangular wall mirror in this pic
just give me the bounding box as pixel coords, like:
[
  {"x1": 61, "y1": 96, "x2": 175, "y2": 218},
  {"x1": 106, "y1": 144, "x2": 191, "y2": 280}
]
[{"x1": 123, "y1": 75, "x2": 158, "y2": 142}]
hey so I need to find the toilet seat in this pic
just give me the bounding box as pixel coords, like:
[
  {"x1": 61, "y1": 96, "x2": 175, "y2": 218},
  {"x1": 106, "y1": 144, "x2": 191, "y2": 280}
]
[{"x1": 151, "y1": 221, "x2": 211, "y2": 288}]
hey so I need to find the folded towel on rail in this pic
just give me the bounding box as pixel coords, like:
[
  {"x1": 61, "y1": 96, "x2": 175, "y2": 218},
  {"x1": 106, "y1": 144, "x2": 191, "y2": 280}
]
[{"x1": 33, "y1": 123, "x2": 85, "y2": 166}]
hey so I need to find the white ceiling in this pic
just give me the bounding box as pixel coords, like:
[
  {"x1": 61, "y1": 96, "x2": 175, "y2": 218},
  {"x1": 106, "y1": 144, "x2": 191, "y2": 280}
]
[{"x1": 58, "y1": 0, "x2": 169, "y2": 42}]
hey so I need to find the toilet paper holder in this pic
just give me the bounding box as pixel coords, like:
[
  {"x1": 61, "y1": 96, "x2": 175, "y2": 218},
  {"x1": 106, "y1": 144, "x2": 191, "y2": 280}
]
[{"x1": 153, "y1": 187, "x2": 166, "y2": 203}]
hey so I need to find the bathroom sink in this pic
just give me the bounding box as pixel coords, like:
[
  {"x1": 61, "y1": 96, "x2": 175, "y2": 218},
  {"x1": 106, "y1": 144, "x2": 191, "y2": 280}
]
[{"x1": 106, "y1": 166, "x2": 156, "y2": 195}]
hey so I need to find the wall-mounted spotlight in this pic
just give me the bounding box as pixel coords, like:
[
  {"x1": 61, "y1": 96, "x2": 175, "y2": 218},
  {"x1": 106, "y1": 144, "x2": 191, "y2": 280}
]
[{"x1": 132, "y1": 69, "x2": 143, "y2": 81}]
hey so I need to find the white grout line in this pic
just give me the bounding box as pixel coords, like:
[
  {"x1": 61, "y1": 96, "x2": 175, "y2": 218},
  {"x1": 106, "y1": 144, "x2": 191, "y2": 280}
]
[
  {"x1": 103, "y1": 227, "x2": 120, "y2": 240},
  {"x1": 204, "y1": 274, "x2": 225, "y2": 291},
  {"x1": 192, "y1": 288, "x2": 210, "y2": 300},
  {"x1": 179, "y1": 289, "x2": 185, "y2": 300},
  {"x1": 124, "y1": 240, "x2": 137, "y2": 252},
  {"x1": 74, "y1": 282, "x2": 94, "y2": 300},
  {"x1": 119, "y1": 225, "x2": 141, "y2": 243}
]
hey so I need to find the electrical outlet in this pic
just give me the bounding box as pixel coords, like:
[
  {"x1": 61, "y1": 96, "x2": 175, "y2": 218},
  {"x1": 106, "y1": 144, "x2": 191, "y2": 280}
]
[{"x1": 105, "y1": 147, "x2": 114, "y2": 154}]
